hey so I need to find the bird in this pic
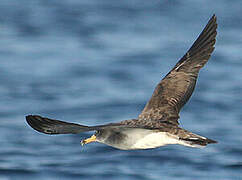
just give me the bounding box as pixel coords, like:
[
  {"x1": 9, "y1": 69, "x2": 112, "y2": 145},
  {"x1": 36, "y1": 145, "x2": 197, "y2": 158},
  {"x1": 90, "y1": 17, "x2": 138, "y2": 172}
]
[{"x1": 26, "y1": 14, "x2": 217, "y2": 150}]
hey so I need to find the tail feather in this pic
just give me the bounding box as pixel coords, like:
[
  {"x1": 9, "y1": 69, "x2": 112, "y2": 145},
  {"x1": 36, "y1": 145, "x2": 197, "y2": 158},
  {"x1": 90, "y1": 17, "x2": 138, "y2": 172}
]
[
  {"x1": 180, "y1": 137, "x2": 217, "y2": 147},
  {"x1": 179, "y1": 135, "x2": 217, "y2": 148},
  {"x1": 26, "y1": 115, "x2": 95, "y2": 134}
]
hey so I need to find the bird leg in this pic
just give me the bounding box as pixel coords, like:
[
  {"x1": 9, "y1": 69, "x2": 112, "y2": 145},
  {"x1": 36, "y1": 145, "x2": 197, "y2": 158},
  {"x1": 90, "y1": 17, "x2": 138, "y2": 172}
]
[{"x1": 81, "y1": 135, "x2": 96, "y2": 146}]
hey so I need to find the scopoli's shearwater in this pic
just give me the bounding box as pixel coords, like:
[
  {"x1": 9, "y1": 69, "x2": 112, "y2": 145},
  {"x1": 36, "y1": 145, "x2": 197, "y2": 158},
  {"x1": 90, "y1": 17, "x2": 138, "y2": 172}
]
[{"x1": 26, "y1": 15, "x2": 217, "y2": 150}]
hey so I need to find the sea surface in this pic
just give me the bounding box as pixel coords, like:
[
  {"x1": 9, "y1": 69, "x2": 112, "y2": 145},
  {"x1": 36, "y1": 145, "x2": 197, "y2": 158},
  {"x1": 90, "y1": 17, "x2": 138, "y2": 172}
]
[{"x1": 0, "y1": 1, "x2": 241, "y2": 180}]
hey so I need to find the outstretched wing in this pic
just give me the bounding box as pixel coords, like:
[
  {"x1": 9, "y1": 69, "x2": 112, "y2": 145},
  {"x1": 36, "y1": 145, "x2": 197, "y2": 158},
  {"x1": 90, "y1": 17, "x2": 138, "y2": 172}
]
[
  {"x1": 138, "y1": 15, "x2": 217, "y2": 126},
  {"x1": 26, "y1": 115, "x2": 124, "y2": 134},
  {"x1": 26, "y1": 115, "x2": 157, "y2": 135},
  {"x1": 26, "y1": 115, "x2": 95, "y2": 134}
]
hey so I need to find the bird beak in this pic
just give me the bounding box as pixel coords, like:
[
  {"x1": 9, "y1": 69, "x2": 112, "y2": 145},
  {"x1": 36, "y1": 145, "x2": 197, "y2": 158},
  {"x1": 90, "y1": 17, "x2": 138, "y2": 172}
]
[{"x1": 81, "y1": 135, "x2": 96, "y2": 146}]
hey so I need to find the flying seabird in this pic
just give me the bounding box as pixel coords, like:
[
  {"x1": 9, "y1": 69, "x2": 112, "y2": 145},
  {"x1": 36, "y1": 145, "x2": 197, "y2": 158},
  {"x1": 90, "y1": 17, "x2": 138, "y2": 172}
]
[{"x1": 26, "y1": 15, "x2": 217, "y2": 150}]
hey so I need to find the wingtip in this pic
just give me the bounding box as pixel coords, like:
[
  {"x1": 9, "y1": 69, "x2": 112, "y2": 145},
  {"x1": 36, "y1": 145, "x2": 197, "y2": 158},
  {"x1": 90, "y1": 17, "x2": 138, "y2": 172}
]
[
  {"x1": 26, "y1": 115, "x2": 32, "y2": 121},
  {"x1": 25, "y1": 114, "x2": 33, "y2": 124},
  {"x1": 25, "y1": 114, "x2": 47, "y2": 134},
  {"x1": 210, "y1": 14, "x2": 217, "y2": 25},
  {"x1": 207, "y1": 14, "x2": 217, "y2": 28},
  {"x1": 26, "y1": 115, "x2": 38, "y2": 125}
]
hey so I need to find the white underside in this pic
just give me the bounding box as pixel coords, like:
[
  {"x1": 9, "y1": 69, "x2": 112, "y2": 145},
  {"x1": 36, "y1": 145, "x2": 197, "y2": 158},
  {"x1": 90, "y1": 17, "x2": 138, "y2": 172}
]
[
  {"x1": 130, "y1": 132, "x2": 181, "y2": 149},
  {"x1": 128, "y1": 131, "x2": 203, "y2": 150},
  {"x1": 97, "y1": 128, "x2": 204, "y2": 150}
]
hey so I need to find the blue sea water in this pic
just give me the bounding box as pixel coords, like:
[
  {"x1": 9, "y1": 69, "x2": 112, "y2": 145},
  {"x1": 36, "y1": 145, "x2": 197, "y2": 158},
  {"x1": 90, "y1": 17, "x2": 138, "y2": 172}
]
[{"x1": 0, "y1": 0, "x2": 242, "y2": 179}]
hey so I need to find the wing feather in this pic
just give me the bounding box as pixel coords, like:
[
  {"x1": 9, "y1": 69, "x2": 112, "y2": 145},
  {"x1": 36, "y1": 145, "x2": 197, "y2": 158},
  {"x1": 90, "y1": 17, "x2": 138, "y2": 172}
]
[
  {"x1": 26, "y1": 115, "x2": 94, "y2": 134},
  {"x1": 138, "y1": 15, "x2": 217, "y2": 125},
  {"x1": 26, "y1": 115, "x2": 135, "y2": 134}
]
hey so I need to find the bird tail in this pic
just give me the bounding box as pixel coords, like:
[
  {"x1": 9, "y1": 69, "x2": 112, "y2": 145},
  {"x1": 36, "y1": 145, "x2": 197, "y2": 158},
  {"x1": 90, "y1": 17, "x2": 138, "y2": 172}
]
[
  {"x1": 26, "y1": 115, "x2": 99, "y2": 135},
  {"x1": 178, "y1": 131, "x2": 217, "y2": 148}
]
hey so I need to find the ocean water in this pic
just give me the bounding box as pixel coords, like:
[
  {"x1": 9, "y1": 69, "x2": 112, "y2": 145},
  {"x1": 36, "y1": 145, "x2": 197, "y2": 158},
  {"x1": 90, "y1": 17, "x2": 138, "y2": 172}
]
[{"x1": 0, "y1": 0, "x2": 241, "y2": 179}]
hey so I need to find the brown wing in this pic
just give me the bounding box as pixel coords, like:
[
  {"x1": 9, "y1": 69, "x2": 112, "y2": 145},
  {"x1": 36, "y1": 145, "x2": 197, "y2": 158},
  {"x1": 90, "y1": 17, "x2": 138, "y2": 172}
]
[
  {"x1": 138, "y1": 15, "x2": 217, "y2": 126},
  {"x1": 26, "y1": 115, "x2": 127, "y2": 134}
]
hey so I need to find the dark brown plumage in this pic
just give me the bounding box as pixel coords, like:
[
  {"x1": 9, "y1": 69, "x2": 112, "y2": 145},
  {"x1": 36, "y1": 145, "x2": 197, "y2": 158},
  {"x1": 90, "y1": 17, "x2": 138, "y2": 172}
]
[
  {"x1": 135, "y1": 14, "x2": 217, "y2": 126},
  {"x1": 26, "y1": 15, "x2": 218, "y2": 150}
]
